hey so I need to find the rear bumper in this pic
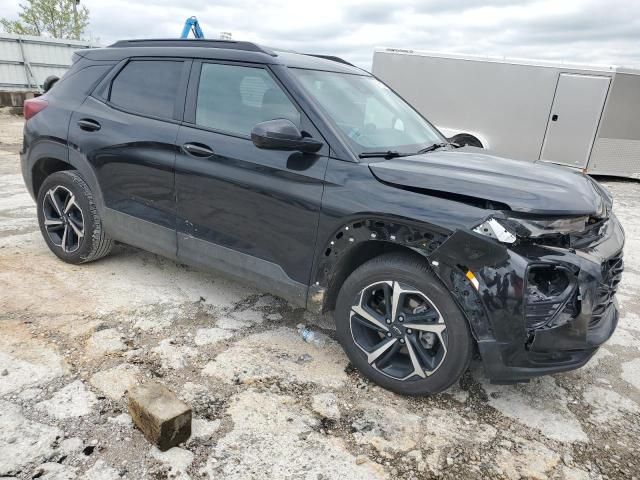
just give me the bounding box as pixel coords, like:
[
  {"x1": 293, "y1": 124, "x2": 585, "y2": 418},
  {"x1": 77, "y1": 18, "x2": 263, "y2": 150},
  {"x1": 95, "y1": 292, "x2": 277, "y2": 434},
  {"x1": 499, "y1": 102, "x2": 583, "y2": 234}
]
[
  {"x1": 20, "y1": 150, "x2": 36, "y2": 200},
  {"x1": 432, "y1": 214, "x2": 625, "y2": 383}
]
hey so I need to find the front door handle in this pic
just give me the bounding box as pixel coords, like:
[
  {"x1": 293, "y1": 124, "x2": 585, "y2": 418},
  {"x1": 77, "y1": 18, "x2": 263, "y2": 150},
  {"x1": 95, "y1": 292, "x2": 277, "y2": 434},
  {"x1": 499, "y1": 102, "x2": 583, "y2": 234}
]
[
  {"x1": 183, "y1": 143, "x2": 215, "y2": 158},
  {"x1": 77, "y1": 118, "x2": 101, "y2": 131}
]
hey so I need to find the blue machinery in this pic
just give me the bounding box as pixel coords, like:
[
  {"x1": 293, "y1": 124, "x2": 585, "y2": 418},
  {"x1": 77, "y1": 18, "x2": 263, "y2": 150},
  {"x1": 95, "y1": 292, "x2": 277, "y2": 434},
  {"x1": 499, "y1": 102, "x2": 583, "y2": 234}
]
[{"x1": 180, "y1": 16, "x2": 205, "y2": 39}]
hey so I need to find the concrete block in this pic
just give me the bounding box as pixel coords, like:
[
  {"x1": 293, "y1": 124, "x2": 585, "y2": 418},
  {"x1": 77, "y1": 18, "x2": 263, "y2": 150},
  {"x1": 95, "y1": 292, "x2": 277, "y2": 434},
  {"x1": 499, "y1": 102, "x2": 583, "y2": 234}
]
[{"x1": 128, "y1": 381, "x2": 191, "y2": 451}]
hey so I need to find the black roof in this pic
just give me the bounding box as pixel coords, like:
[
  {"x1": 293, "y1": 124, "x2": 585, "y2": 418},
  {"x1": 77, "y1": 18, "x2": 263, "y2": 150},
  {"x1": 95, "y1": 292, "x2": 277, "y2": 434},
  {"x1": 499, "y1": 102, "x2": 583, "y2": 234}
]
[{"x1": 80, "y1": 38, "x2": 368, "y2": 75}]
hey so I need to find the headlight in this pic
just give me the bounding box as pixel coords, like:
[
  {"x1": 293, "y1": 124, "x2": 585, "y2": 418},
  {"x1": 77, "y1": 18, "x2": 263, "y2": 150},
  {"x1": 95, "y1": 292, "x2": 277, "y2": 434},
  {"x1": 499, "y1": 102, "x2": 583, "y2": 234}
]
[
  {"x1": 589, "y1": 178, "x2": 613, "y2": 218},
  {"x1": 473, "y1": 215, "x2": 590, "y2": 243},
  {"x1": 507, "y1": 216, "x2": 589, "y2": 237}
]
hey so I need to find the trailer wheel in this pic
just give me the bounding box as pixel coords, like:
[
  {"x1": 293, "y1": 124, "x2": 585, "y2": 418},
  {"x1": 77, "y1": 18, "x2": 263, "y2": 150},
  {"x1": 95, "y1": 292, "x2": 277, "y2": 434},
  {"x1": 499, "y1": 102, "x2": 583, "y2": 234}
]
[{"x1": 450, "y1": 133, "x2": 483, "y2": 148}]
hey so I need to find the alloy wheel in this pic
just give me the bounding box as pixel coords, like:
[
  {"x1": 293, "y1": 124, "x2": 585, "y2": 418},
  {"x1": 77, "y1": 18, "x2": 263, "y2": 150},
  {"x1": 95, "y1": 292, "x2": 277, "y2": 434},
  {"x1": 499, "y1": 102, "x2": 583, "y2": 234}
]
[
  {"x1": 350, "y1": 281, "x2": 448, "y2": 381},
  {"x1": 42, "y1": 185, "x2": 85, "y2": 253}
]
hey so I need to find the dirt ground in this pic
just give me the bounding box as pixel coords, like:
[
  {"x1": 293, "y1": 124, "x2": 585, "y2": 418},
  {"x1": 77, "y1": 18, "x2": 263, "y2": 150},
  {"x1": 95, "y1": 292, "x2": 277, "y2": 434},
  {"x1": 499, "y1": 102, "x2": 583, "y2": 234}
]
[{"x1": 1, "y1": 111, "x2": 639, "y2": 480}]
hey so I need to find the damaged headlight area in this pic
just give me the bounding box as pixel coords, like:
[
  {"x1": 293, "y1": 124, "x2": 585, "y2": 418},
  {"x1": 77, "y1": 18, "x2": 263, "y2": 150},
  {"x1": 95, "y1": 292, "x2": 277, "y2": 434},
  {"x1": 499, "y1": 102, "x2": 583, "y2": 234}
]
[
  {"x1": 507, "y1": 216, "x2": 590, "y2": 237},
  {"x1": 472, "y1": 218, "x2": 517, "y2": 243},
  {"x1": 473, "y1": 215, "x2": 607, "y2": 246},
  {"x1": 525, "y1": 265, "x2": 579, "y2": 330},
  {"x1": 473, "y1": 184, "x2": 613, "y2": 246}
]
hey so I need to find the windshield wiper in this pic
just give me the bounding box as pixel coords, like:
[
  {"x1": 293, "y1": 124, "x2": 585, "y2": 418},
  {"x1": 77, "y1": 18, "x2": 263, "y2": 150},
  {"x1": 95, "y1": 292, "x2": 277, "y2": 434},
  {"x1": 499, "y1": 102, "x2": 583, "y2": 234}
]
[
  {"x1": 416, "y1": 142, "x2": 451, "y2": 154},
  {"x1": 358, "y1": 150, "x2": 407, "y2": 159}
]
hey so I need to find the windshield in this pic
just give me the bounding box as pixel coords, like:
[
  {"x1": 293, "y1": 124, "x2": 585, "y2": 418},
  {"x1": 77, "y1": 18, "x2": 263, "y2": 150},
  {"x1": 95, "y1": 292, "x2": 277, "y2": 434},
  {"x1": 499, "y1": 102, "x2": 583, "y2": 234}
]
[{"x1": 290, "y1": 68, "x2": 443, "y2": 156}]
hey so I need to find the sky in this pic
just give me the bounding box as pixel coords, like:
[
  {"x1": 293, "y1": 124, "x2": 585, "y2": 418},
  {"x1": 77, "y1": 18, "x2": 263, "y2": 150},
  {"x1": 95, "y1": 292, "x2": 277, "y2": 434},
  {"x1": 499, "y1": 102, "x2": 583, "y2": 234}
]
[{"x1": 1, "y1": 0, "x2": 639, "y2": 70}]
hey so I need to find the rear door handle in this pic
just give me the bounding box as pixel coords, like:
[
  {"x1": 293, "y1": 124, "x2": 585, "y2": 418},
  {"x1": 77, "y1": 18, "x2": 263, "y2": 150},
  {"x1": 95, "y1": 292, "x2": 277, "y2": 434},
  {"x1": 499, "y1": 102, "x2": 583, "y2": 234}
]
[
  {"x1": 182, "y1": 143, "x2": 215, "y2": 158},
  {"x1": 77, "y1": 119, "x2": 101, "y2": 131}
]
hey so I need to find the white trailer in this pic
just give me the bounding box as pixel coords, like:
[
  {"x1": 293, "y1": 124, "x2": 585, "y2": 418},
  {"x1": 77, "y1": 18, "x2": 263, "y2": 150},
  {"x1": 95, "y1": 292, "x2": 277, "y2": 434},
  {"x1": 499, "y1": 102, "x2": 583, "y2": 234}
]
[{"x1": 372, "y1": 47, "x2": 640, "y2": 179}]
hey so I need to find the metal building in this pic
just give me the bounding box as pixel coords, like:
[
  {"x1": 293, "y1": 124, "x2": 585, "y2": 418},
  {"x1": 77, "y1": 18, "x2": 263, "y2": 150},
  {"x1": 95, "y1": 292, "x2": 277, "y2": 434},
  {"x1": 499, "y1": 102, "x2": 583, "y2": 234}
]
[
  {"x1": 372, "y1": 47, "x2": 640, "y2": 179},
  {"x1": 0, "y1": 33, "x2": 97, "y2": 100}
]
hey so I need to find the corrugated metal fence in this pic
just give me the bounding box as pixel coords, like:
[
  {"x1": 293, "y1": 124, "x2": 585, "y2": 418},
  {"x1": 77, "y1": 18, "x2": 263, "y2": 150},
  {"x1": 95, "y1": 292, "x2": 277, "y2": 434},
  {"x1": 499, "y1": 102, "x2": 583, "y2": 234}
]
[{"x1": 0, "y1": 33, "x2": 98, "y2": 92}]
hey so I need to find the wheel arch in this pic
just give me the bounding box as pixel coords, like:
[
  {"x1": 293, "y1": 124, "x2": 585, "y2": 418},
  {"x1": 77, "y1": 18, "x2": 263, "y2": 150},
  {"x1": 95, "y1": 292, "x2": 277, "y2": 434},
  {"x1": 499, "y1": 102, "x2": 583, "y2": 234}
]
[
  {"x1": 32, "y1": 157, "x2": 75, "y2": 198},
  {"x1": 30, "y1": 147, "x2": 106, "y2": 214},
  {"x1": 310, "y1": 217, "x2": 450, "y2": 313},
  {"x1": 310, "y1": 218, "x2": 502, "y2": 344}
]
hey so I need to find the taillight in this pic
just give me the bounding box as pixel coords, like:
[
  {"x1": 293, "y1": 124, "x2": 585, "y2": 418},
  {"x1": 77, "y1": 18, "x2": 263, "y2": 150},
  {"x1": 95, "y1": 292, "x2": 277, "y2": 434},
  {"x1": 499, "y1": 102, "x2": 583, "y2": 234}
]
[{"x1": 23, "y1": 98, "x2": 48, "y2": 120}]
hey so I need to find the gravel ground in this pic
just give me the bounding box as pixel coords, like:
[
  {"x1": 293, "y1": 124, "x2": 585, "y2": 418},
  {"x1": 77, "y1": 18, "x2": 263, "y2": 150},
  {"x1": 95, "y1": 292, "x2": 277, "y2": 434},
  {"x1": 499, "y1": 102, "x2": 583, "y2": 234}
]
[{"x1": 1, "y1": 111, "x2": 639, "y2": 480}]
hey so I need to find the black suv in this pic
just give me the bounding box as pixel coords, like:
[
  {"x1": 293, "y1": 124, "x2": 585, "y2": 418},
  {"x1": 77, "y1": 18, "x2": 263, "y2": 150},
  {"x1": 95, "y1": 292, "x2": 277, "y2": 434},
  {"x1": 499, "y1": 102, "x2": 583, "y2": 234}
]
[{"x1": 21, "y1": 39, "x2": 624, "y2": 394}]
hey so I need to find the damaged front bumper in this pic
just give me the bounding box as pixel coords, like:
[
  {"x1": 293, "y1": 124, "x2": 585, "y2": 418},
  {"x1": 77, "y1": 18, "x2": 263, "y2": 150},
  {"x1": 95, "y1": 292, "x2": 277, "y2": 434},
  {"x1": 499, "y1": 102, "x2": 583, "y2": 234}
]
[{"x1": 431, "y1": 213, "x2": 625, "y2": 383}]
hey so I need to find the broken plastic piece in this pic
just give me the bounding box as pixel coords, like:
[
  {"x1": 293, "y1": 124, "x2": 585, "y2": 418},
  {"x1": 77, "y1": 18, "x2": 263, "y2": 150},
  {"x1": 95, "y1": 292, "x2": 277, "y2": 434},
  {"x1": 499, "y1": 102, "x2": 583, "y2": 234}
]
[{"x1": 473, "y1": 218, "x2": 517, "y2": 244}]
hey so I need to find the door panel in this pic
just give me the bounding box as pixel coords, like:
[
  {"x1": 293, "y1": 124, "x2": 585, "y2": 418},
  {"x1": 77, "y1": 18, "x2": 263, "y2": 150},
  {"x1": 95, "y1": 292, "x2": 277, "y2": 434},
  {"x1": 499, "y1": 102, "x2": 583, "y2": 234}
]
[
  {"x1": 68, "y1": 95, "x2": 179, "y2": 256},
  {"x1": 66, "y1": 59, "x2": 190, "y2": 257},
  {"x1": 176, "y1": 61, "x2": 328, "y2": 297},
  {"x1": 175, "y1": 127, "x2": 328, "y2": 294},
  {"x1": 541, "y1": 74, "x2": 610, "y2": 167},
  {"x1": 70, "y1": 96, "x2": 179, "y2": 228}
]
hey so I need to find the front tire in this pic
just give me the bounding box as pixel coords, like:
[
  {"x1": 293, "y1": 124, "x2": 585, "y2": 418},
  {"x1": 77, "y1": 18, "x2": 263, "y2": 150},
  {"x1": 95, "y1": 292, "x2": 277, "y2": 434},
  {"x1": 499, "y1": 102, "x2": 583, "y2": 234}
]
[
  {"x1": 335, "y1": 253, "x2": 473, "y2": 395},
  {"x1": 36, "y1": 170, "x2": 113, "y2": 264}
]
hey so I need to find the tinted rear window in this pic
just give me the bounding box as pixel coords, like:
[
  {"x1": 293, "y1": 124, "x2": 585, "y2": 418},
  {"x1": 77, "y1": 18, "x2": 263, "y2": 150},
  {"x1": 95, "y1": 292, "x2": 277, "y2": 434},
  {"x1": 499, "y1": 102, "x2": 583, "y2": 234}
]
[
  {"x1": 49, "y1": 64, "x2": 113, "y2": 104},
  {"x1": 110, "y1": 60, "x2": 183, "y2": 119}
]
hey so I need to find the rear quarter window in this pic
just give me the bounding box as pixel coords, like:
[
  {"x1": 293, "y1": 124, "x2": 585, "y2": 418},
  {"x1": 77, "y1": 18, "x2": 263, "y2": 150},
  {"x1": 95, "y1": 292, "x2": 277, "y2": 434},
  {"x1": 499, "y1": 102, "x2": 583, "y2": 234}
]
[
  {"x1": 109, "y1": 60, "x2": 183, "y2": 119},
  {"x1": 48, "y1": 64, "x2": 114, "y2": 104}
]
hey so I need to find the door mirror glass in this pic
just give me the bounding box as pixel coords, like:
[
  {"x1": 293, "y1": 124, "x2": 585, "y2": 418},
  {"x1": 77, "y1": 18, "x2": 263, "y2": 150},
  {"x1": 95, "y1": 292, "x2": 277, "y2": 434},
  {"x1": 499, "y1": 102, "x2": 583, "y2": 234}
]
[{"x1": 251, "y1": 119, "x2": 323, "y2": 153}]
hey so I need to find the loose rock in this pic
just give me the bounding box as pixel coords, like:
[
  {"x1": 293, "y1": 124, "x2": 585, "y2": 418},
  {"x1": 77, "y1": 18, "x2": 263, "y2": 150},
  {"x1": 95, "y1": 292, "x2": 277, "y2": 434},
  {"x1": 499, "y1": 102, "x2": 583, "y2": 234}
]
[{"x1": 128, "y1": 381, "x2": 192, "y2": 451}]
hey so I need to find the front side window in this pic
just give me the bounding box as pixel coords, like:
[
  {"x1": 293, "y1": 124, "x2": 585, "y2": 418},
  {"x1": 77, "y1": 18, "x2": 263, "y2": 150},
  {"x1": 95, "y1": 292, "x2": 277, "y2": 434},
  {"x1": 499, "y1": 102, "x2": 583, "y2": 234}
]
[
  {"x1": 110, "y1": 60, "x2": 183, "y2": 119},
  {"x1": 290, "y1": 68, "x2": 442, "y2": 155},
  {"x1": 195, "y1": 63, "x2": 300, "y2": 136}
]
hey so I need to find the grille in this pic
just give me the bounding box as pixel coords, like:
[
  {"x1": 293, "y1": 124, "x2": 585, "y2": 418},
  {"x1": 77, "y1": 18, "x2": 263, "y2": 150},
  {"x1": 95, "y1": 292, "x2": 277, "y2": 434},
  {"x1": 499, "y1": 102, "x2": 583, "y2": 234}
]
[{"x1": 590, "y1": 251, "x2": 624, "y2": 327}]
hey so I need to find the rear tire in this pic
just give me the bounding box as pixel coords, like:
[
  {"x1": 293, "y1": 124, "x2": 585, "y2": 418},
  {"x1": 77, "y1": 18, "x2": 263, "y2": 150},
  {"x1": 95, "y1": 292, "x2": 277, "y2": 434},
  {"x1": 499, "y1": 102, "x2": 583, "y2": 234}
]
[
  {"x1": 335, "y1": 253, "x2": 473, "y2": 395},
  {"x1": 36, "y1": 170, "x2": 113, "y2": 264}
]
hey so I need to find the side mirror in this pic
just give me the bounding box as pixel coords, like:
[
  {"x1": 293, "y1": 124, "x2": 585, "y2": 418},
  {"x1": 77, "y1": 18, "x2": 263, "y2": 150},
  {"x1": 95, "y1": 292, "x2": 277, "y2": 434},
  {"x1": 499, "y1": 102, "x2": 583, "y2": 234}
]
[{"x1": 251, "y1": 119, "x2": 323, "y2": 153}]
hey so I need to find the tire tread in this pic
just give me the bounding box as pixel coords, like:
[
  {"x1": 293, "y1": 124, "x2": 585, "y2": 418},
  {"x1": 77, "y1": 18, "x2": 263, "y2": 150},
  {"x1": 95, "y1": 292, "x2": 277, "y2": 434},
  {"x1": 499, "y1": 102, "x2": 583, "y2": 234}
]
[
  {"x1": 39, "y1": 170, "x2": 113, "y2": 264},
  {"x1": 335, "y1": 252, "x2": 473, "y2": 395}
]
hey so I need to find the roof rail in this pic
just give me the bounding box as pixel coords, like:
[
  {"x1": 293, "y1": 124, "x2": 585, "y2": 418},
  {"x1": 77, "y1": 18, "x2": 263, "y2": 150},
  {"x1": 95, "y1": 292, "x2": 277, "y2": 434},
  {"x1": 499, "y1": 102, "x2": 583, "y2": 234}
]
[
  {"x1": 305, "y1": 54, "x2": 355, "y2": 67},
  {"x1": 107, "y1": 39, "x2": 277, "y2": 56}
]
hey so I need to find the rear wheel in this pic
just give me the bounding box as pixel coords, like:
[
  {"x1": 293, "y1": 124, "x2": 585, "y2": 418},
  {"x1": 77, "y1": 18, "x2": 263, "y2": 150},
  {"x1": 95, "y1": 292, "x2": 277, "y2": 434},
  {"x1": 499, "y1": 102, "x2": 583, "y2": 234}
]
[
  {"x1": 335, "y1": 253, "x2": 473, "y2": 395},
  {"x1": 36, "y1": 170, "x2": 113, "y2": 264}
]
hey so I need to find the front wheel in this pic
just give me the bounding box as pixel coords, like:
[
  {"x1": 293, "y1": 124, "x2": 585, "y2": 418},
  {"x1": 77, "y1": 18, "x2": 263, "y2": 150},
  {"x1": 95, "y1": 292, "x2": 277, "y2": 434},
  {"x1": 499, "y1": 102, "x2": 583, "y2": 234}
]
[
  {"x1": 36, "y1": 170, "x2": 113, "y2": 264},
  {"x1": 335, "y1": 253, "x2": 473, "y2": 395}
]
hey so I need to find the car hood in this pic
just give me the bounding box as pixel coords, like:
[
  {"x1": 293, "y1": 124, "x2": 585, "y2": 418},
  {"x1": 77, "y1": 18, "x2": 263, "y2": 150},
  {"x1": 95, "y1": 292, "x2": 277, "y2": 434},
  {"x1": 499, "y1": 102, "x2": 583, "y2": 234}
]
[{"x1": 368, "y1": 149, "x2": 604, "y2": 216}]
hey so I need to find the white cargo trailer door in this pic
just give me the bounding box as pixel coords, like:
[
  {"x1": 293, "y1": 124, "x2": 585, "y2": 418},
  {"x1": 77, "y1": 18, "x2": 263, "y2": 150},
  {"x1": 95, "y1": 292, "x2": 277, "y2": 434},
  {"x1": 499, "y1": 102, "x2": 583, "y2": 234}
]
[{"x1": 540, "y1": 74, "x2": 610, "y2": 168}]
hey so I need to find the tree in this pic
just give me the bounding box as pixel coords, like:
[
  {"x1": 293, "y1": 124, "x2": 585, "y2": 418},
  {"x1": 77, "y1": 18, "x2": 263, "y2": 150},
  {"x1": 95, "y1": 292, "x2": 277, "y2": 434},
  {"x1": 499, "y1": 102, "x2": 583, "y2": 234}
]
[{"x1": 1, "y1": 0, "x2": 89, "y2": 40}]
